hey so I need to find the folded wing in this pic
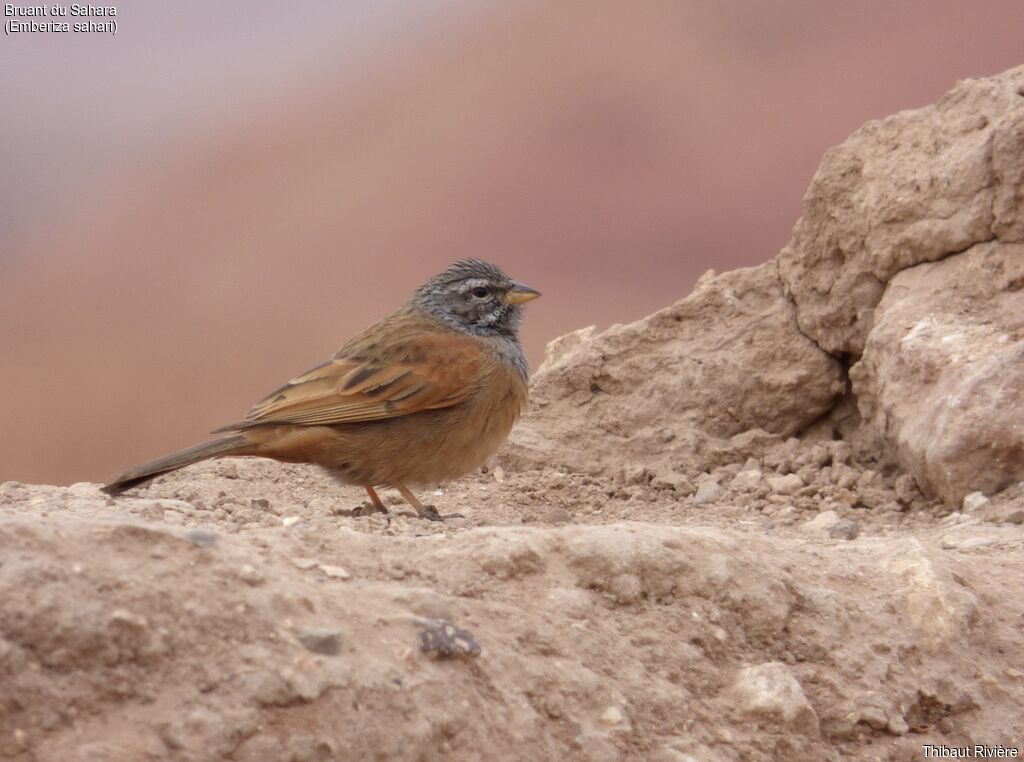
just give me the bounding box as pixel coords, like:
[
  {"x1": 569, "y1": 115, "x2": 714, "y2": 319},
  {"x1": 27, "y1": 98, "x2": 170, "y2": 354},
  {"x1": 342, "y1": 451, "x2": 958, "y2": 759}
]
[{"x1": 216, "y1": 329, "x2": 482, "y2": 431}]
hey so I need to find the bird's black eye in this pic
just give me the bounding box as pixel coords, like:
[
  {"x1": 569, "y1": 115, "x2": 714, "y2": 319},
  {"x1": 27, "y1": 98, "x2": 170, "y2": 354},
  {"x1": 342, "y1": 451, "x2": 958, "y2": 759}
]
[{"x1": 470, "y1": 286, "x2": 489, "y2": 298}]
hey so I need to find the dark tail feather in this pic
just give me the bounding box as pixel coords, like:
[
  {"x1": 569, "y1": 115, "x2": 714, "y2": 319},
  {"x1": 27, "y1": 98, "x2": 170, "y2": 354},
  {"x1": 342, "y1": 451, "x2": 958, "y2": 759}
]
[{"x1": 102, "y1": 435, "x2": 253, "y2": 494}]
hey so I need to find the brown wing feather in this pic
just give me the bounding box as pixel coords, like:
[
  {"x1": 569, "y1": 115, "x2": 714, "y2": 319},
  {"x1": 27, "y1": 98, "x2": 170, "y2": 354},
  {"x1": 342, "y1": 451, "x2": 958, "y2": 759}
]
[{"x1": 215, "y1": 316, "x2": 482, "y2": 431}]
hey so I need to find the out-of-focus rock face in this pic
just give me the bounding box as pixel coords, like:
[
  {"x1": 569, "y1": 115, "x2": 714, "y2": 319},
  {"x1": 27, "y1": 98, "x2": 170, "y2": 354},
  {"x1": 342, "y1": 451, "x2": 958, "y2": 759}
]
[
  {"x1": 510, "y1": 261, "x2": 844, "y2": 473},
  {"x1": 851, "y1": 243, "x2": 1024, "y2": 503},
  {"x1": 778, "y1": 66, "x2": 1024, "y2": 357}
]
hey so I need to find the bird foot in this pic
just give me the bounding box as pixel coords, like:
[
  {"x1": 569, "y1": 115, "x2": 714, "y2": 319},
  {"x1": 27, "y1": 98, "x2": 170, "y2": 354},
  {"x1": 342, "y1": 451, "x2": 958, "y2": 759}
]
[
  {"x1": 336, "y1": 500, "x2": 389, "y2": 518},
  {"x1": 416, "y1": 505, "x2": 464, "y2": 522}
]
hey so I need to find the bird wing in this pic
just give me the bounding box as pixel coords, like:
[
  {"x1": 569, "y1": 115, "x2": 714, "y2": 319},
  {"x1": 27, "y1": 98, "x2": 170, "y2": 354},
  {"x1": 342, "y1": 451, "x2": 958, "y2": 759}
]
[{"x1": 215, "y1": 324, "x2": 482, "y2": 431}]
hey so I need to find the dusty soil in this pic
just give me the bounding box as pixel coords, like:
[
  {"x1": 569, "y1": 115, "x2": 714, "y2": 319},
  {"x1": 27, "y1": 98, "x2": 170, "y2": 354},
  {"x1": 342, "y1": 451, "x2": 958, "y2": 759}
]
[{"x1": 2, "y1": 447, "x2": 1023, "y2": 761}]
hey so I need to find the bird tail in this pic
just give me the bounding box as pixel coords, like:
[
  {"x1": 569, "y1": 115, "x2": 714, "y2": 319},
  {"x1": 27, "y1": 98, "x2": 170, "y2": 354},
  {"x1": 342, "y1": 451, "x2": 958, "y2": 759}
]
[{"x1": 102, "y1": 434, "x2": 254, "y2": 494}]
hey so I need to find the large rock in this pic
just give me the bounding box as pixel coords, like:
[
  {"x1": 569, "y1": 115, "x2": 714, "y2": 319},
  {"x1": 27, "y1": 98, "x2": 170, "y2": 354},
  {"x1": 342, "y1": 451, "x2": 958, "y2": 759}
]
[
  {"x1": 778, "y1": 66, "x2": 1024, "y2": 356},
  {"x1": 508, "y1": 260, "x2": 844, "y2": 473},
  {"x1": 850, "y1": 243, "x2": 1024, "y2": 502},
  {"x1": 773, "y1": 65, "x2": 1024, "y2": 503}
]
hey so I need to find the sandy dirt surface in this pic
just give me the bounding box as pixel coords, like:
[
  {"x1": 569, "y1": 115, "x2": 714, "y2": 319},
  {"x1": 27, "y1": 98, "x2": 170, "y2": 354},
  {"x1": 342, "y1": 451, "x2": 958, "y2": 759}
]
[{"x1": 2, "y1": 442, "x2": 1023, "y2": 761}]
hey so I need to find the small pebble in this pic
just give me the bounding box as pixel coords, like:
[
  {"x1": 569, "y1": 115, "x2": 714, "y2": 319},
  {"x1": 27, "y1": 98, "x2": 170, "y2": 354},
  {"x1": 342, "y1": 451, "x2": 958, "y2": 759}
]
[
  {"x1": 238, "y1": 564, "x2": 264, "y2": 586},
  {"x1": 600, "y1": 706, "x2": 625, "y2": 725},
  {"x1": 693, "y1": 481, "x2": 722, "y2": 506},
  {"x1": 492, "y1": 466, "x2": 506, "y2": 483},
  {"x1": 828, "y1": 519, "x2": 860, "y2": 541},
  {"x1": 109, "y1": 609, "x2": 148, "y2": 630},
  {"x1": 799, "y1": 510, "x2": 839, "y2": 534},
  {"x1": 149, "y1": 499, "x2": 195, "y2": 513},
  {"x1": 319, "y1": 564, "x2": 351, "y2": 580},
  {"x1": 940, "y1": 511, "x2": 969, "y2": 526},
  {"x1": 297, "y1": 627, "x2": 342, "y2": 655},
  {"x1": 958, "y1": 537, "x2": 994, "y2": 550},
  {"x1": 962, "y1": 491, "x2": 990, "y2": 513},
  {"x1": 281, "y1": 516, "x2": 301, "y2": 527},
  {"x1": 68, "y1": 481, "x2": 100, "y2": 497},
  {"x1": 731, "y1": 469, "x2": 763, "y2": 491},
  {"x1": 540, "y1": 506, "x2": 571, "y2": 524},
  {"x1": 417, "y1": 619, "x2": 481, "y2": 659},
  {"x1": 652, "y1": 472, "x2": 695, "y2": 495},
  {"x1": 767, "y1": 474, "x2": 804, "y2": 496},
  {"x1": 184, "y1": 529, "x2": 218, "y2": 547}
]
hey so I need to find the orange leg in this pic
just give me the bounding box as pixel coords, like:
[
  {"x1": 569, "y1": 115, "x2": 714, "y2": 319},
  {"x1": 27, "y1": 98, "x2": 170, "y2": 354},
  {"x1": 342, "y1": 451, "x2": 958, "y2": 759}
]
[
  {"x1": 364, "y1": 485, "x2": 388, "y2": 513},
  {"x1": 395, "y1": 485, "x2": 429, "y2": 516},
  {"x1": 395, "y1": 484, "x2": 462, "y2": 521}
]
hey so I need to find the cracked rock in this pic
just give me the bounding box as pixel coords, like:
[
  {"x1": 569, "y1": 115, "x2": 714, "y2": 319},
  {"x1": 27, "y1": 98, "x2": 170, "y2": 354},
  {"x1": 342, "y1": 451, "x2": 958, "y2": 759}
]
[{"x1": 851, "y1": 243, "x2": 1024, "y2": 503}]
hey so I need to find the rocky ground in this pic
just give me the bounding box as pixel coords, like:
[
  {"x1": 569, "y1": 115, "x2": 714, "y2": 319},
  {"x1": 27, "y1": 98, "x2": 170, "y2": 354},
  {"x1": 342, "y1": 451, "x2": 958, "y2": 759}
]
[{"x1": 2, "y1": 67, "x2": 1024, "y2": 761}]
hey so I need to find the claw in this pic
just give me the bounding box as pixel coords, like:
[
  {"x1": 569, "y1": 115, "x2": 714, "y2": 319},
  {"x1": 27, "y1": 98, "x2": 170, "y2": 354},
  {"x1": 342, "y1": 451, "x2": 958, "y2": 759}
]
[
  {"x1": 417, "y1": 505, "x2": 464, "y2": 521},
  {"x1": 334, "y1": 499, "x2": 388, "y2": 518},
  {"x1": 394, "y1": 484, "x2": 462, "y2": 521}
]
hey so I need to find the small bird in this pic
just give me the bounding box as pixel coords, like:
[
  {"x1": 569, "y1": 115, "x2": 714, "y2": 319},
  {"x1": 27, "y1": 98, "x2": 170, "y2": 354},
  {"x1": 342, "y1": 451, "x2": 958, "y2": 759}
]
[{"x1": 103, "y1": 259, "x2": 540, "y2": 519}]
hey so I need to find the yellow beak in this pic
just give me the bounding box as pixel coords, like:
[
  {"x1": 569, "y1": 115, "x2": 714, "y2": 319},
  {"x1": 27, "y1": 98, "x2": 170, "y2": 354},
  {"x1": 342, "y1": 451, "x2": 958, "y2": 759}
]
[{"x1": 504, "y1": 282, "x2": 541, "y2": 305}]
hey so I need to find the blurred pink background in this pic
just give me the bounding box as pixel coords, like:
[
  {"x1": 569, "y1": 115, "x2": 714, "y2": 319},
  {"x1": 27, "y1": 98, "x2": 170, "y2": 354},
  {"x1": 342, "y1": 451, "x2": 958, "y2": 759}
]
[{"x1": 2, "y1": 0, "x2": 1022, "y2": 484}]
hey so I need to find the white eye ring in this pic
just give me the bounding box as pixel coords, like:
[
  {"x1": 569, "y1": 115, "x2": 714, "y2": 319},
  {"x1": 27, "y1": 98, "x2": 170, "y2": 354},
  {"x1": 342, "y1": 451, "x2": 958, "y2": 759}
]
[{"x1": 470, "y1": 286, "x2": 489, "y2": 298}]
